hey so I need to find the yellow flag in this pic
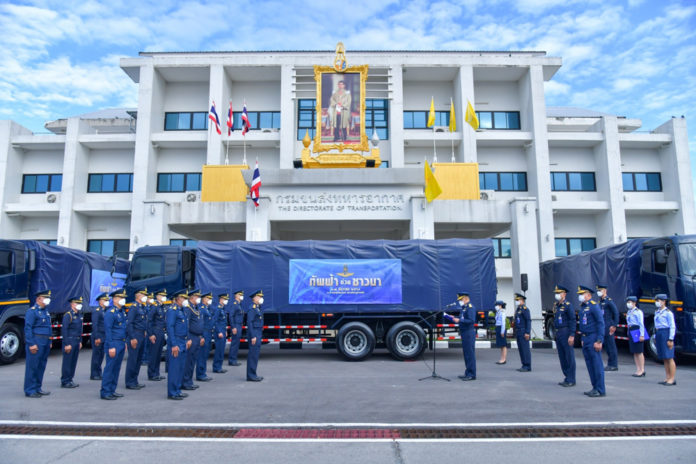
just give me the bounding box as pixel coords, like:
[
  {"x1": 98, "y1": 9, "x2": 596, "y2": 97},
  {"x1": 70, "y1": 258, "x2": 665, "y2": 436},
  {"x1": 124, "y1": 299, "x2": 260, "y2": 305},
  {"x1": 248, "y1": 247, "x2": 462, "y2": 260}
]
[
  {"x1": 424, "y1": 161, "x2": 442, "y2": 203},
  {"x1": 465, "y1": 100, "x2": 479, "y2": 130},
  {"x1": 427, "y1": 97, "x2": 435, "y2": 128},
  {"x1": 449, "y1": 99, "x2": 456, "y2": 132}
]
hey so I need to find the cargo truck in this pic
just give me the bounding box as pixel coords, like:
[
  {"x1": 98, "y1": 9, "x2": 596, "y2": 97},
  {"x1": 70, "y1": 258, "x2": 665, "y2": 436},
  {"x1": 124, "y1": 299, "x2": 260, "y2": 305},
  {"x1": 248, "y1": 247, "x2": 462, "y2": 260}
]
[
  {"x1": 124, "y1": 239, "x2": 497, "y2": 361},
  {"x1": 540, "y1": 235, "x2": 696, "y2": 360}
]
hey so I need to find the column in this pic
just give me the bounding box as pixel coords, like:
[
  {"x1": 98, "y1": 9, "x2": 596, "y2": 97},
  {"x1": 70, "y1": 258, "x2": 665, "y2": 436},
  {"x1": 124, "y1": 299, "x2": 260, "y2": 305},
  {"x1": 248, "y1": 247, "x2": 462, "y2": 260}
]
[
  {"x1": 454, "y1": 65, "x2": 476, "y2": 163},
  {"x1": 279, "y1": 65, "x2": 295, "y2": 169},
  {"x1": 0, "y1": 121, "x2": 30, "y2": 238},
  {"x1": 389, "y1": 65, "x2": 405, "y2": 168},
  {"x1": 593, "y1": 116, "x2": 626, "y2": 246},
  {"x1": 409, "y1": 195, "x2": 434, "y2": 239},
  {"x1": 207, "y1": 64, "x2": 225, "y2": 166},
  {"x1": 245, "y1": 198, "x2": 270, "y2": 241}
]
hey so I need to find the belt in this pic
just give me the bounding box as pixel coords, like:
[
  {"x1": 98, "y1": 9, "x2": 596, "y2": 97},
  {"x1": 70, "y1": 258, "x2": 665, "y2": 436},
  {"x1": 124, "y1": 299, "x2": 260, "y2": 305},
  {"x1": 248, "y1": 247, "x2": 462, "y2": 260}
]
[
  {"x1": 35, "y1": 334, "x2": 50, "y2": 339},
  {"x1": 190, "y1": 332, "x2": 202, "y2": 337}
]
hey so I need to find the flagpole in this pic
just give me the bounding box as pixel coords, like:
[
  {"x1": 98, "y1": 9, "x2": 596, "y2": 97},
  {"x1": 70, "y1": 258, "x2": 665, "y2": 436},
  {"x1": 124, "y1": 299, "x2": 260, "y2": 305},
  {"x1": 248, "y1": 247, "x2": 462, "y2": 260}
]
[
  {"x1": 242, "y1": 99, "x2": 248, "y2": 166},
  {"x1": 432, "y1": 96, "x2": 437, "y2": 164},
  {"x1": 225, "y1": 137, "x2": 229, "y2": 165},
  {"x1": 450, "y1": 98, "x2": 455, "y2": 163}
]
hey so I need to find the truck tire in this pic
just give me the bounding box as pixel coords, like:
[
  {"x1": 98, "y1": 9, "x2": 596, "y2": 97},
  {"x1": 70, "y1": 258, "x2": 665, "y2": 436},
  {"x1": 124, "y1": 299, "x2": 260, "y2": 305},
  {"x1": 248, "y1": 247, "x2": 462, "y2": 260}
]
[
  {"x1": 546, "y1": 319, "x2": 556, "y2": 340},
  {"x1": 337, "y1": 322, "x2": 375, "y2": 361},
  {"x1": 0, "y1": 322, "x2": 24, "y2": 365},
  {"x1": 645, "y1": 322, "x2": 660, "y2": 362},
  {"x1": 386, "y1": 322, "x2": 426, "y2": 361}
]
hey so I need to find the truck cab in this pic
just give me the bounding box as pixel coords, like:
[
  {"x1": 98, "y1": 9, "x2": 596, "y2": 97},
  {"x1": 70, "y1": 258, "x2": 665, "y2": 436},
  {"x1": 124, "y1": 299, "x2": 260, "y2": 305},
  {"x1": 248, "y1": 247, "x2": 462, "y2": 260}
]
[
  {"x1": 0, "y1": 240, "x2": 35, "y2": 364},
  {"x1": 125, "y1": 246, "x2": 195, "y2": 298}
]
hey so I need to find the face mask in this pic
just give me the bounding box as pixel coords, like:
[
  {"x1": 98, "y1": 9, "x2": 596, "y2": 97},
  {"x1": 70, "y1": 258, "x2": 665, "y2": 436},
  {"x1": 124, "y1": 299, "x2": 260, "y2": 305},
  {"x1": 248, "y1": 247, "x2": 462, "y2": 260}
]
[
  {"x1": 118, "y1": 298, "x2": 126, "y2": 306},
  {"x1": 182, "y1": 300, "x2": 190, "y2": 307},
  {"x1": 100, "y1": 300, "x2": 109, "y2": 307},
  {"x1": 516, "y1": 300, "x2": 523, "y2": 306},
  {"x1": 139, "y1": 295, "x2": 147, "y2": 303},
  {"x1": 148, "y1": 299, "x2": 155, "y2": 304},
  {"x1": 221, "y1": 299, "x2": 228, "y2": 306},
  {"x1": 596, "y1": 291, "x2": 603, "y2": 297},
  {"x1": 258, "y1": 297, "x2": 264, "y2": 305},
  {"x1": 626, "y1": 303, "x2": 634, "y2": 310},
  {"x1": 195, "y1": 297, "x2": 201, "y2": 305},
  {"x1": 239, "y1": 296, "x2": 244, "y2": 301},
  {"x1": 76, "y1": 304, "x2": 83, "y2": 311},
  {"x1": 554, "y1": 294, "x2": 562, "y2": 301},
  {"x1": 157, "y1": 296, "x2": 166, "y2": 303},
  {"x1": 42, "y1": 298, "x2": 51, "y2": 306},
  {"x1": 458, "y1": 300, "x2": 464, "y2": 307},
  {"x1": 495, "y1": 305, "x2": 501, "y2": 311},
  {"x1": 655, "y1": 301, "x2": 662, "y2": 308},
  {"x1": 578, "y1": 294, "x2": 585, "y2": 303}
]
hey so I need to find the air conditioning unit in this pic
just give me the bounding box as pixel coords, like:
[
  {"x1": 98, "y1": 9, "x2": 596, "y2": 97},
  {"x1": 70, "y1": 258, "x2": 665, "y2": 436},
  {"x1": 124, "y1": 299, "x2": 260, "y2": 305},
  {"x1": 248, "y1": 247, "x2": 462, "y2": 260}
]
[
  {"x1": 551, "y1": 194, "x2": 558, "y2": 201},
  {"x1": 45, "y1": 192, "x2": 60, "y2": 204},
  {"x1": 184, "y1": 191, "x2": 200, "y2": 203},
  {"x1": 433, "y1": 126, "x2": 448, "y2": 133},
  {"x1": 261, "y1": 128, "x2": 280, "y2": 133},
  {"x1": 479, "y1": 190, "x2": 495, "y2": 200}
]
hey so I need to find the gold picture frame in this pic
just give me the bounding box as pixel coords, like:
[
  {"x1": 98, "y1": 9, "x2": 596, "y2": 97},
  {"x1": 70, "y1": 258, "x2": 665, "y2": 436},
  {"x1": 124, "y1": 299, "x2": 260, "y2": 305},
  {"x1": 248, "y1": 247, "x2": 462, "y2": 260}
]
[{"x1": 313, "y1": 64, "x2": 369, "y2": 153}]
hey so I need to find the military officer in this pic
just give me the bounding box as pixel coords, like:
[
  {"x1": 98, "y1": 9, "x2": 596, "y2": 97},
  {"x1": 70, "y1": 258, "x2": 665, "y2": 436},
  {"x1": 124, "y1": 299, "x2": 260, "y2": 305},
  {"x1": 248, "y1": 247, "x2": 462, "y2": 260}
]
[
  {"x1": 141, "y1": 292, "x2": 155, "y2": 367},
  {"x1": 445, "y1": 292, "x2": 477, "y2": 381},
  {"x1": 514, "y1": 293, "x2": 532, "y2": 372},
  {"x1": 182, "y1": 289, "x2": 206, "y2": 390},
  {"x1": 577, "y1": 285, "x2": 606, "y2": 397},
  {"x1": 195, "y1": 291, "x2": 214, "y2": 382},
  {"x1": 147, "y1": 289, "x2": 168, "y2": 381},
  {"x1": 124, "y1": 287, "x2": 148, "y2": 390},
  {"x1": 246, "y1": 290, "x2": 265, "y2": 382},
  {"x1": 60, "y1": 295, "x2": 84, "y2": 388},
  {"x1": 166, "y1": 289, "x2": 192, "y2": 400},
  {"x1": 227, "y1": 290, "x2": 245, "y2": 367},
  {"x1": 100, "y1": 288, "x2": 128, "y2": 400},
  {"x1": 211, "y1": 293, "x2": 229, "y2": 373},
  {"x1": 23, "y1": 288, "x2": 53, "y2": 398},
  {"x1": 597, "y1": 284, "x2": 619, "y2": 371},
  {"x1": 553, "y1": 285, "x2": 576, "y2": 387},
  {"x1": 90, "y1": 292, "x2": 109, "y2": 380}
]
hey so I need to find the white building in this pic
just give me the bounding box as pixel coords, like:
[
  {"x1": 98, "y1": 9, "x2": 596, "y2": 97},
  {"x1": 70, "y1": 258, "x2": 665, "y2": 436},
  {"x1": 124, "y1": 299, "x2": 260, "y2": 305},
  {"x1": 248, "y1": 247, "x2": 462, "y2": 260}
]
[{"x1": 1, "y1": 49, "x2": 694, "y2": 335}]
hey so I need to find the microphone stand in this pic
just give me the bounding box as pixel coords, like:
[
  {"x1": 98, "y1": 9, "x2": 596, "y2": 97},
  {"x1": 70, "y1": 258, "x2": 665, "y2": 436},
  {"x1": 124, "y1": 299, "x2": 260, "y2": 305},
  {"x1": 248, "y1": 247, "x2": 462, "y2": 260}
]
[{"x1": 419, "y1": 306, "x2": 455, "y2": 382}]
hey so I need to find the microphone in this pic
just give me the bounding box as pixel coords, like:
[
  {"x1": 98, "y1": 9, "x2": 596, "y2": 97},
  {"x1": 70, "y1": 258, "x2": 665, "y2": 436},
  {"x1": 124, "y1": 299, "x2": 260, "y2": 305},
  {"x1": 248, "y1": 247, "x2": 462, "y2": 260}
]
[{"x1": 444, "y1": 302, "x2": 458, "y2": 308}]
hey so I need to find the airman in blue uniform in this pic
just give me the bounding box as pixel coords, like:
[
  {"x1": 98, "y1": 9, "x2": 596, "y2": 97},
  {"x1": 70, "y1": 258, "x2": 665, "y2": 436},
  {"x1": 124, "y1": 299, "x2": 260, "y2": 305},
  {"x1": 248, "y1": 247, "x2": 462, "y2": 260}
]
[
  {"x1": 445, "y1": 292, "x2": 477, "y2": 381},
  {"x1": 553, "y1": 285, "x2": 576, "y2": 387},
  {"x1": 147, "y1": 289, "x2": 168, "y2": 381},
  {"x1": 597, "y1": 284, "x2": 619, "y2": 371},
  {"x1": 654, "y1": 294, "x2": 677, "y2": 386},
  {"x1": 514, "y1": 293, "x2": 532, "y2": 372},
  {"x1": 227, "y1": 290, "x2": 245, "y2": 367},
  {"x1": 577, "y1": 285, "x2": 605, "y2": 397},
  {"x1": 196, "y1": 291, "x2": 214, "y2": 382},
  {"x1": 90, "y1": 292, "x2": 109, "y2": 380},
  {"x1": 211, "y1": 293, "x2": 229, "y2": 373},
  {"x1": 166, "y1": 289, "x2": 192, "y2": 400},
  {"x1": 100, "y1": 288, "x2": 128, "y2": 400},
  {"x1": 24, "y1": 288, "x2": 53, "y2": 398},
  {"x1": 494, "y1": 300, "x2": 507, "y2": 364},
  {"x1": 183, "y1": 289, "x2": 205, "y2": 390},
  {"x1": 60, "y1": 295, "x2": 84, "y2": 388},
  {"x1": 125, "y1": 287, "x2": 148, "y2": 390},
  {"x1": 246, "y1": 290, "x2": 265, "y2": 382}
]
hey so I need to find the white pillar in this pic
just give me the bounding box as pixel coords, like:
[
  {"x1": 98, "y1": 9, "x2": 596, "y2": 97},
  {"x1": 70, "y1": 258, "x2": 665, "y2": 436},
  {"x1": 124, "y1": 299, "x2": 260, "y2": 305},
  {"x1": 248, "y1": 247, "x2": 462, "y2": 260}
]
[
  {"x1": 279, "y1": 64, "x2": 295, "y2": 169},
  {"x1": 245, "y1": 198, "x2": 270, "y2": 241},
  {"x1": 455, "y1": 65, "x2": 476, "y2": 163},
  {"x1": 207, "y1": 64, "x2": 225, "y2": 166},
  {"x1": 409, "y1": 195, "x2": 434, "y2": 239},
  {"x1": 389, "y1": 65, "x2": 405, "y2": 168},
  {"x1": 510, "y1": 197, "x2": 543, "y2": 336},
  {"x1": 594, "y1": 116, "x2": 626, "y2": 246},
  {"x1": 0, "y1": 121, "x2": 30, "y2": 238}
]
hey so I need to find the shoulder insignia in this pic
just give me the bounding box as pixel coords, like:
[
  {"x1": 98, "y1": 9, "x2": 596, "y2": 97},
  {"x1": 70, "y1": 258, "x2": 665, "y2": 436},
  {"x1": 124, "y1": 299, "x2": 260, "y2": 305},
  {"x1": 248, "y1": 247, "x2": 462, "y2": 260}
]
[{"x1": 110, "y1": 309, "x2": 115, "y2": 313}]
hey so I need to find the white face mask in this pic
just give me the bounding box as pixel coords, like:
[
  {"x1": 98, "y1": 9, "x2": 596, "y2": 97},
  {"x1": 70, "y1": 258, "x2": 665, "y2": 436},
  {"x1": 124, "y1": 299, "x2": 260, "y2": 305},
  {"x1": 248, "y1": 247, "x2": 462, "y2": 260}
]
[
  {"x1": 554, "y1": 294, "x2": 562, "y2": 301},
  {"x1": 75, "y1": 304, "x2": 83, "y2": 311},
  {"x1": 157, "y1": 295, "x2": 166, "y2": 303},
  {"x1": 239, "y1": 295, "x2": 244, "y2": 301},
  {"x1": 117, "y1": 298, "x2": 126, "y2": 306},
  {"x1": 195, "y1": 297, "x2": 201, "y2": 305},
  {"x1": 458, "y1": 300, "x2": 464, "y2": 307},
  {"x1": 221, "y1": 299, "x2": 228, "y2": 306},
  {"x1": 596, "y1": 291, "x2": 603, "y2": 297},
  {"x1": 655, "y1": 301, "x2": 662, "y2": 308},
  {"x1": 516, "y1": 300, "x2": 523, "y2": 306},
  {"x1": 626, "y1": 302, "x2": 634, "y2": 310},
  {"x1": 258, "y1": 297, "x2": 264, "y2": 305},
  {"x1": 578, "y1": 294, "x2": 585, "y2": 303},
  {"x1": 182, "y1": 300, "x2": 190, "y2": 307},
  {"x1": 148, "y1": 299, "x2": 155, "y2": 304},
  {"x1": 495, "y1": 305, "x2": 501, "y2": 311},
  {"x1": 42, "y1": 298, "x2": 51, "y2": 306},
  {"x1": 139, "y1": 295, "x2": 147, "y2": 303},
  {"x1": 100, "y1": 300, "x2": 110, "y2": 307}
]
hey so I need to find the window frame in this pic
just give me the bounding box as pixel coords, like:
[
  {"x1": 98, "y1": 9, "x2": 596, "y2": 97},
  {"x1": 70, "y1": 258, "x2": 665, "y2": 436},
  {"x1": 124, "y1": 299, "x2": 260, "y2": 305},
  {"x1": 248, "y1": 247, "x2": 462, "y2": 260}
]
[
  {"x1": 403, "y1": 110, "x2": 449, "y2": 129},
  {"x1": 554, "y1": 237, "x2": 597, "y2": 257},
  {"x1": 364, "y1": 99, "x2": 389, "y2": 140},
  {"x1": 550, "y1": 172, "x2": 597, "y2": 192},
  {"x1": 87, "y1": 239, "x2": 130, "y2": 258},
  {"x1": 157, "y1": 172, "x2": 202, "y2": 193},
  {"x1": 622, "y1": 172, "x2": 662, "y2": 192},
  {"x1": 21, "y1": 174, "x2": 63, "y2": 194},
  {"x1": 475, "y1": 111, "x2": 521, "y2": 130},
  {"x1": 492, "y1": 238, "x2": 512, "y2": 258},
  {"x1": 164, "y1": 111, "x2": 209, "y2": 131},
  {"x1": 87, "y1": 173, "x2": 134, "y2": 193},
  {"x1": 478, "y1": 172, "x2": 528, "y2": 192}
]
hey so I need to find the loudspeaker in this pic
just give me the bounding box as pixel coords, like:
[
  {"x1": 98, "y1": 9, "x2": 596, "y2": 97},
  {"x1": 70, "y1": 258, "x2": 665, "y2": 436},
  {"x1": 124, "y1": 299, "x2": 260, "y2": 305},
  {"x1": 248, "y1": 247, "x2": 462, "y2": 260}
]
[
  {"x1": 521, "y1": 273, "x2": 528, "y2": 292},
  {"x1": 365, "y1": 159, "x2": 376, "y2": 168},
  {"x1": 293, "y1": 159, "x2": 303, "y2": 168}
]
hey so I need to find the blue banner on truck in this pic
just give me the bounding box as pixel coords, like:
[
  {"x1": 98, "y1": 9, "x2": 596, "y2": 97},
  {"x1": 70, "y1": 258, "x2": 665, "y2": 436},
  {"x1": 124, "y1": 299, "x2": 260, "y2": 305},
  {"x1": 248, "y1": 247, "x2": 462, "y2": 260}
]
[{"x1": 289, "y1": 259, "x2": 402, "y2": 304}]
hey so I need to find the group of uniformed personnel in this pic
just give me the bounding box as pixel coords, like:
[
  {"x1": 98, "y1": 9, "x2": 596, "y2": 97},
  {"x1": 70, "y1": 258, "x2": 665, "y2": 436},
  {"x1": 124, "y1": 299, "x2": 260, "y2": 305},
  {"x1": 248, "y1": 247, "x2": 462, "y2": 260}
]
[{"x1": 23, "y1": 286, "x2": 267, "y2": 400}]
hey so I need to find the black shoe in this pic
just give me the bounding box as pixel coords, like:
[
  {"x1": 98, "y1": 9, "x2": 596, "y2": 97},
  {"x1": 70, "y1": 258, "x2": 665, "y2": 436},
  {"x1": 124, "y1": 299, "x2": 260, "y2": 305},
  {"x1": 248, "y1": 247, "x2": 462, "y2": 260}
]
[
  {"x1": 196, "y1": 377, "x2": 212, "y2": 382},
  {"x1": 177, "y1": 392, "x2": 189, "y2": 398},
  {"x1": 26, "y1": 393, "x2": 42, "y2": 398},
  {"x1": 461, "y1": 376, "x2": 476, "y2": 381},
  {"x1": 632, "y1": 373, "x2": 646, "y2": 377},
  {"x1": 101, "y1": 395, "x2": 117, "y2": 400},
  {"x1": 112, "y1": 392, "x2": 124, "y2": 398},
  {"x1": 90, "y1": 376, "x2": 102, "y2": 380},
  {"x1": 457, "y1": 375, "x2": 467, "y2": 379},
  {"x1": 247, "y1": 377, "x2": 263, "y2": 382},
  {"x1": 229, "y1": 361, "x2": 241, "y2": 366},
  {"x1": 604, "y1": 366, "x2": 618, "y2": 372},
  {"x1": 126, "y1": 384, "x2": 145, "y2": 390},
  {"x1": 517, "y1": 368, "x2": 531, "y2": 372},
  {"x1": 583, "y1": 390, "x2": 595, "y2": 396},
  {"x1": 213, "y1": 369, "x2": 227, "y2": 374},
  {"x1": 38, "y1": 390, "x2": 50, "y2": 396},
  {"x1": 588, "y1": 390, "x2": 605, "y2": 397},
  {"x1": 62, "y1": 382, "x2": 78, "y2": 388},
  {"x1": 564, "y1": 382, "x2": 576, "y2": 387},
  {"x1": 495, "y1": 361, "x2": 506, "y2": 365},
  {"x1": 148, "y1": 377, "x2": 163, "y2": 381},
  {"x1": 168, "y1": 395, "x2": 183, "y2": 400},
  {"x1": 663, "y1": 381, "x2": 677, "y2": 386},
  {"x1": 182, "y1": 385, "x2": 198, "y2": 390}
]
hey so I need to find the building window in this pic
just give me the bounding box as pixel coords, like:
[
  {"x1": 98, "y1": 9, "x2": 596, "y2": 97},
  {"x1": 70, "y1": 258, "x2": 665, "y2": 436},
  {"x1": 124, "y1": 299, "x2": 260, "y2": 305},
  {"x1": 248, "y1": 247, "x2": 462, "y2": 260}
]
[
  {"x1": 88, "y1": 173, "x2": 133, "y2": 193},
  {"x1": 36, "y1": 240, "x2": 57, "y2": 246},
  {"x1": 622, "y1": 172, "x2": 662, "y2": 192},
  {"x1": 493, "y1": 238, "x2": 512, "y2": 258},
  {"x1": 403, "y1": 110, "x2": 449, "y2": 129},
  {"x1": 232, "y1": 111, "x2": 280, "y2": 131},
  {"x1": 164, "y1": 112, "x2": 208, "y2": 131},
  {"x1": 479, "y1": 172, "x2": 527, "y2": 191},
  {"x1": 157, "y1": 173, "x2": 202, "y2": 192},
  {"x1": 170, "y1": 239, "x2": 198, "y2": 247},
  {"x1": 87, "y1": 239, "x2": 130, "y2": 257},
  {"x1": 22, "y1": 174, "x2": 62, "y2": 193},
  {"x1": 297, "y1": 99, "x2": 316, "y2": 140},
  {"x1": 476, "y1": 111, "x2": 521, "y2": 130},
  {"x1": 550, "y1": 172, "x2": 596, "y2": 191},
  {"x1": 365, "y1": 99, "x2": 389, "y2": 140},
  {"x1": 555, "y1": 238, "x2": 596, "y2": 257}
]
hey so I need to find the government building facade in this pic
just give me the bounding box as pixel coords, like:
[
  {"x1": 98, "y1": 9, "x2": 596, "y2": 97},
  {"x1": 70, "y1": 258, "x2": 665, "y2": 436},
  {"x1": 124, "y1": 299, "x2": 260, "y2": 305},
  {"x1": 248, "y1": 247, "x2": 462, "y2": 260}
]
[{"x1": 1, "y1": 49, "x2": 693, "y2": 333}]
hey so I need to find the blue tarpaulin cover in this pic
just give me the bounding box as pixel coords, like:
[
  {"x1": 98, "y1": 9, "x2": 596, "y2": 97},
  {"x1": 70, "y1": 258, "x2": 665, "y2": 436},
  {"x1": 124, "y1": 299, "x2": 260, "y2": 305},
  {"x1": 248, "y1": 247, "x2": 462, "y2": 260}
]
[{"x1": 195, "y1": 239, "x2": 497, "y2": 313}]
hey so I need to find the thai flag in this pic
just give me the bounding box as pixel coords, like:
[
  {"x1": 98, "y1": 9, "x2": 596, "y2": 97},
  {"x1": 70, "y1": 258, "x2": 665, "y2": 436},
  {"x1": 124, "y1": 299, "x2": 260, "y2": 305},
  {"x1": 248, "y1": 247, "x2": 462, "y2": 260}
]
[
  {"x1": 250, "y1": 161, "x2": 261, "y2": 207},
  {"x1": 226, "y1": 102, "x2": 233, "y2": 136},
  {"x1": 241, "y1": 103, "x2": 251, "y2": 136},
  {"x1": 209, "y1": 102, "x2": 222, "y2": 135}
]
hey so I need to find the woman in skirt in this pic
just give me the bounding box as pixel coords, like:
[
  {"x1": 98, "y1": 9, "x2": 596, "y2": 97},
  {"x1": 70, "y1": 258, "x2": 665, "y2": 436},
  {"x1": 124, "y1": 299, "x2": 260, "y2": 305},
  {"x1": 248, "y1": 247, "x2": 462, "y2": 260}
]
[
  {"x1": 653, "y1": 293, "x2": 676, "y2": 386},
  {"x1": 625, "y1": 296, "x2": 647, "y2": 377},
  {"x1": 494, "y1": 300, "x2": 507, "y2": 365}
]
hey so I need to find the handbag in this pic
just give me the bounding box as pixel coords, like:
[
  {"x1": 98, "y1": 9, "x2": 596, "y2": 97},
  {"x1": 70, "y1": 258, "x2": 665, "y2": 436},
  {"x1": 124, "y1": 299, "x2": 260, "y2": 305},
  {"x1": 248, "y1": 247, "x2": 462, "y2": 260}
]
[{"x1": 628, "y1": 325, "x2": 641, "y2": 343}]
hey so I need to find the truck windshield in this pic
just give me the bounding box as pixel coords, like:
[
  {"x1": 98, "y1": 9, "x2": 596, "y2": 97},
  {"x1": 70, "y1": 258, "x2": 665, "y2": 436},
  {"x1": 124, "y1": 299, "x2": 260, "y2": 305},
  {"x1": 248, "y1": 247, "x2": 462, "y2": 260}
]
[
  {"x1": 130, "y1": 255, "x2": 164, "y2": 281},
  {"x1": 679, "y1": 243, "x2": 696, "y2": 276}
]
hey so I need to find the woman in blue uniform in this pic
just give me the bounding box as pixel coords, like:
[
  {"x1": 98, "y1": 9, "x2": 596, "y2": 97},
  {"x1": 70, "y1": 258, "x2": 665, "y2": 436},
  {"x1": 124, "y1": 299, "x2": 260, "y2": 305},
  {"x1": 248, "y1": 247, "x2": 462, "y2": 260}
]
[
  {"x1": 494, "y1": 300, "x2": 507, "y2": 364},
  {"x1": 653, "y1": 294, "x2": 676, "y2": 386},
  {"x1": 625, "y1": 296, "x2": 647, "y2": 377}
]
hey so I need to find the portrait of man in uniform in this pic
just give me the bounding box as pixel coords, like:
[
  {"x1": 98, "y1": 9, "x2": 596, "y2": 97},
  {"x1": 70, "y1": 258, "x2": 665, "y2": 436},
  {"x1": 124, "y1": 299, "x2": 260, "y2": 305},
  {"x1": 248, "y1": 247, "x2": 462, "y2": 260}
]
[{"x1": 321, "y1": 73, "x2": 360, "y2": 144}]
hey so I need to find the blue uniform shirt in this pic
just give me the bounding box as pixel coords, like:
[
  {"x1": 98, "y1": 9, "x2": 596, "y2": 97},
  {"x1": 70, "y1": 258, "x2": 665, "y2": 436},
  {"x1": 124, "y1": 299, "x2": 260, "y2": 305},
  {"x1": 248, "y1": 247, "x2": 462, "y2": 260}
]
[
  {"x1": 186, "y1": 305, "x2": 204, "y2": 336},
  {"x1": 166, "y1": 304, "x2": 189, "y2": 347},
  {"x1": 578, "y1": 299, "x2": 604, "y2": 344},
  {"x1": 553, "y1": 300, "x2": 576, "y2": 333},
  {"x1": 494, "y1": 308, "x2": 506, "y2": 335},
  {"x1": 92, "y1": 307, "x2": 105, "y2": 339},
  {"x1": 24, "y1": 304, "x2": 51, "y2": 346},
  {"x1": 200, "y1": 304, "x2": 213, "y2": 331},
  {"x1": 104, "y1": 306, "x2": 127, "y2": 346},
  {"x1": 213, "y1": 304, "x2": 228, "y2": 334},
  {"x1": 626, "y1": 307, "x2": 648, "y2": 338},
  {"x1": 61, "y1": 310, "x2": 83, "y2": 344},
  {"x1": 147, "y1": 302, "x2": 167, "y2": 336},
  {"x1": 515, "y1": 304, "x2": 531, "y2": 335},
  {"x1": 227, "y1": 301, "x2": 244, "y2": 326},
  {"x1": 458, "y1": 302, "x2": 477, "y2": 330},
  {"x1": 247, "y1": 303, "x2": 264, "y2": 339},
  {"x1": 127, "y1": 303, "x2": 148, "y2": 339},
  {"x1": 654, "y1": 307, "x2": 676, "y2": 340},
  {"x1": 600, "y1": 296, "x2": 619, "y2": 328}
]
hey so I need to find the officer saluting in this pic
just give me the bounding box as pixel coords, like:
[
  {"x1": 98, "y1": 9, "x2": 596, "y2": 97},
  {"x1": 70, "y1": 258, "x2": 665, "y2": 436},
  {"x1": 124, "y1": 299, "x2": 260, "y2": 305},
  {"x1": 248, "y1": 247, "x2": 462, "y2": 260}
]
[
  {"x1": 147, "y1": 289, "x2": 168, "y2": 381},
  {"x1": 553, "y1": 285, "x2": 576, "y2": 387},
  {"x1": 100, "y1": 288, "x2": 128, "y2": 400},
  {"x1": 125, "y1": 287, "x2": 149, "y2": 390},
  {"x1": 195, "y1": 291, "x2": 214, "y2": 382},
  {"x1": 227, "y1": 290, "x2": 244, "y2": 367},
  {"x1": 246, "y1": 290, "x2": 265, "y2": 382},
  {"x1": 445, "y1": 292, "x2": 477, "y2": 381},
  {"x1": 596, "y1": 284, "x2": 619, "y2": 372},
  {"x1": 182, "y1": 289, "x2": 205, "y2": 390},
  {"x1": 90, "y1": 292, "x2": 109, "y2": 380},
  {"x1": 166, "y1": 289, "x2": 192, "y2": 400},
  {"x1": 60, "y1": 295, "x2": 84, "y2": 388},
  {"x1": 514, "y1": 293, "x2": 532, "y2": 372},
  {"x1": 24, "y1": 288, "x2": 53, "y2": 398},
  {"x1": 577, "y1": 285, "x2": 605, "y2": 397},
  {"x1": 211, "y1": 293, "x2": 229, "y2": 374}
]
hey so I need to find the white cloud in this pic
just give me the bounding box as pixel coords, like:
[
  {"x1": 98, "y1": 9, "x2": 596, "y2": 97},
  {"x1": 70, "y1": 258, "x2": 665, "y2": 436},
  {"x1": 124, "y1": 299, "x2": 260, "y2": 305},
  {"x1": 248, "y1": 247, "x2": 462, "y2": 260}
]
[{"x1": 544, "y1": 80, "x2": 571, "y2": 97}]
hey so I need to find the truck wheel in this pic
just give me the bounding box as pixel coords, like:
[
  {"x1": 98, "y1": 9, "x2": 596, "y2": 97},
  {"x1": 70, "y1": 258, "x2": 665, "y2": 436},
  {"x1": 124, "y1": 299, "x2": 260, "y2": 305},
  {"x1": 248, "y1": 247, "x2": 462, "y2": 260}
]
[
  {"x1": 0, "y1": 323, "x2": 24, "y2": 365},
  {"x1": 645, "y1": 323, "x2": 660, "y2": 362},
  {"x1": 337, "y1": 322, "x2": 375, "y2": 361},
  {"x1": 546, "y1": 319, "x2": 556, "y2": 340},
  {"x1": 386, "y1": 322, "x2": 426, "y2": 361}
]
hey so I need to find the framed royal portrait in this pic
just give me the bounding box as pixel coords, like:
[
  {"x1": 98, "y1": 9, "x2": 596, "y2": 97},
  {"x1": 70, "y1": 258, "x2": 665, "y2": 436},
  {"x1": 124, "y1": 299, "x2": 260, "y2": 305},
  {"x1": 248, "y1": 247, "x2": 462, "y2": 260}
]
[{"x1": 313, "y1": 64, "x2": 369, "y2": 153}]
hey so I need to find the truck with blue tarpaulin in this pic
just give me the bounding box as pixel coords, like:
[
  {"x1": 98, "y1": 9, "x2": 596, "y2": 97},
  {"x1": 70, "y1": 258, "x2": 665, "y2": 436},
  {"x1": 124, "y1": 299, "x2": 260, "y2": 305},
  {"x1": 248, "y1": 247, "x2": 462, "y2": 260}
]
[
  {"x1": 0, "y1": 240, "x2": 129, "y2": 364},
  {"x1": 540, "y1": 235, "x2": 696, "y2": 360},
  {"x1": 125, "y1": 239, "x2": 497, "y2": 361}
]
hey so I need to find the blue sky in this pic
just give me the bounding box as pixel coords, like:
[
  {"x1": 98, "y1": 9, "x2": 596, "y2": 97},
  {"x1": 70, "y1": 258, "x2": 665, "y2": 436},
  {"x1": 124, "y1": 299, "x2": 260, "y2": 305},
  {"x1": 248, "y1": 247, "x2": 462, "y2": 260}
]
[{"x1": 1, "y1": 0, "x2": 695, "y2": 194}]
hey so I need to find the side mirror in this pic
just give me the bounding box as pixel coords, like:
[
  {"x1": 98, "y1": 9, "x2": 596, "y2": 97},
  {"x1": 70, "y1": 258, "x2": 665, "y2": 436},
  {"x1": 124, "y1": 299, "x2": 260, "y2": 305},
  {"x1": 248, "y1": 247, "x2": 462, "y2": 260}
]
[{"x1": 655, "y1": 248, "x2": 667, "y2": 266}]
